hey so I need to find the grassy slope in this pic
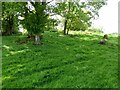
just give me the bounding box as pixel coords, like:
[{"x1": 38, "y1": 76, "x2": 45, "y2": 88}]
[{"x1": 2, "y1": 31, "x2": 118, "y2": 88}]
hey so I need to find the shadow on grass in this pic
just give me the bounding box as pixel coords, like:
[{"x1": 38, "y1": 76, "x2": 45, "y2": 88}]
[{"x1": 2, "y1": 31, "x2": 118, "y2": 88}]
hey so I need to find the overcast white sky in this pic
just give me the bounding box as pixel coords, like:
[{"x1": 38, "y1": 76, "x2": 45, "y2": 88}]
[{"x1": 93, "y1": 0, "x2": 119, "y2": 34}]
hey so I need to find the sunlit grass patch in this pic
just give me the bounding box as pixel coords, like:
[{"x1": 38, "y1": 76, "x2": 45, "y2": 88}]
[{"x1": 2, "y1": 31, "x2": 118, "y2": 88}]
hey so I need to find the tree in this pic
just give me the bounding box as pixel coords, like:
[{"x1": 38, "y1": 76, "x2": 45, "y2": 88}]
[
  {"x1": 2, "y1": 2, "x2": 23, "y2": 35},
  {"x1": 22, "y1": 0, "x2": 48, "y2": 45},
  {"x1": 53, "y1": 0, "x2": 107, "y2": 35}
]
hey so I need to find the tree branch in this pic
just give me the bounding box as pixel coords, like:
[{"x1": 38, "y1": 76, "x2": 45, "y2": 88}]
[
  {"x1": 46, "y1": 0, "x2": 54, "y2": 4},
  {"x1": 28, "y1": 0, "x2": 35, "y2": 7}
]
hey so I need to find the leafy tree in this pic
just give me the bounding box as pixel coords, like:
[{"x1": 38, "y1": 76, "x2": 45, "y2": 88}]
[
  {"x1": 22, "y1": 1, "x2": 48, "y2": 45},
  {"x1": 2, "y1": 2, "x2": 23, "y2": 35},
  {"x1": 53, "y1": 0, "x2": 107, "y2": 35}
]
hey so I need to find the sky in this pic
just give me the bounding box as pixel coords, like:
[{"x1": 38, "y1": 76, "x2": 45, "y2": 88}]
[{"x1": 92, "y1": 0, "x2": 119, "y2": 34}]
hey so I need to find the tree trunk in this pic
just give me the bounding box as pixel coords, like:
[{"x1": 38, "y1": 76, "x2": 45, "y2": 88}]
[
  {"x1": 63, "y1": 19, "x2": 67, "y2": 35},
  {"x1": 67, "y1": 20, "x2": 71, "y2": 35},
  {"x1": 3, "y1": 15, "x2": 14, "y2": 35},
  {"x1": 9, "y1": 15, "x2": 14, "y2": 35},
  {"x1": 42, "y1": 0, "x2": 46, "y2": 5},
  {"x1": 67, "y1": 28, "x2": 70, "y2": 35},
  {"x1": 0, "y1": 30, "x2": 1, "y2": 36},
  {"x1": 34, "y1": 35, "x2": 41, "y2": 45}
]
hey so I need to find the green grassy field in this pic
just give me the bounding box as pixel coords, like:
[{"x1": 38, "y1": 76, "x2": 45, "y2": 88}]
[{"x1": 2, "y1": 31, "x2": 118, "y2": 88}]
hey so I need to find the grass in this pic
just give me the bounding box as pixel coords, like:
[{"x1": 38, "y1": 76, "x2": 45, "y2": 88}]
[{"x1": 2, "y1": 31, "x2": 118, "y2": 88}]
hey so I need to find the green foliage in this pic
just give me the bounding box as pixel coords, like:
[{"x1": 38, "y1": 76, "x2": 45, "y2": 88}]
[
  {"x1": 23, "y1": 2, "x2": 48, "y2": 35},
  {"x1": 53, "y1": 0, "x2": 107, "y2": 34},
  {"x1": 45, "y1": 18, "x2": 58, "y2": 31},
  {"x1": 88, "y1": 27, "x2": 104, "y2": 33},
  {"x1": 2, "y1": 1, "x2": 107, "y2": 35},
  {"x1": 2, "y1": 2, "x2": 25, "y2": 34},
  {"x1": 2, "y1": 31, "x2": 118, "y2": 88}
]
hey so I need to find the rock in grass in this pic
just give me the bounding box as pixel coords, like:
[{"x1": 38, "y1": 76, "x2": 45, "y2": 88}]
[{"x1": 99, "y1": 39, "x2": 107, "y2": 45}]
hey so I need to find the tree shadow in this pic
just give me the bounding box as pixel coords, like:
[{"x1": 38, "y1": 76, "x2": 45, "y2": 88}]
[{"x1": 2, "y1": 32, "x2": 118, "y2": 88}]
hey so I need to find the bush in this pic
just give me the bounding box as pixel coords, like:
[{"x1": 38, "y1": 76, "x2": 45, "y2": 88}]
[{"x1": 88, "y1": 27, "x2": 104, "y2": 33}]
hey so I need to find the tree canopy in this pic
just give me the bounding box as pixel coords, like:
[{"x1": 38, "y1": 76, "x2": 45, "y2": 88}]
[{"x1": 1, "y1": 0, "x2": 107, "y2": 44}]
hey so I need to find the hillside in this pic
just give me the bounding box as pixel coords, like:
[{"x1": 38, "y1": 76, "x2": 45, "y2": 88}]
[{"x1": 2, "y1": 31, "x2": 118, "y2": 88}]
